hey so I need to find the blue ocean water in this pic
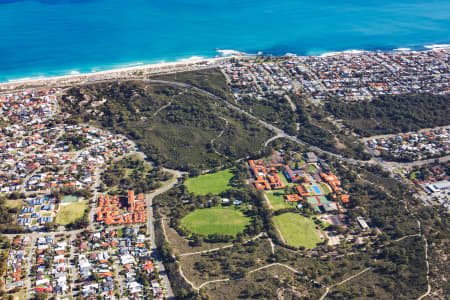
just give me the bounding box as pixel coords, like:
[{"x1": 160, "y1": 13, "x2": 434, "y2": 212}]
[{"x1": 0, "y1": 0, "x2": 449, "y2": 82}]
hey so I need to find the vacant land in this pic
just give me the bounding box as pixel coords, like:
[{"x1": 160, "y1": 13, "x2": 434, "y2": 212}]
[
  {"x1": 180, "y1": 239, "x2": 273, "y2": 287},
  {"x1": 273, "y1": 213, "x2": 321, "y2": 249},
  {"x1": 55, "y1": 201, "x2": 87, "y2": 226},
  {"x1": 181, "y1": 206, "x2": 249, "y2": 237},
  {"x1": 185, "y1": 169, "x2": 233, "y2": 195},
  {"x1": 102, "y1": 155, "x2": 171, "y2": 194},
  {"x1": 4, "y1": 199, "x2": 24, "y2": 210},
  {"x1": 200, "y1": 264, "x2": 323, "y2": 300}
]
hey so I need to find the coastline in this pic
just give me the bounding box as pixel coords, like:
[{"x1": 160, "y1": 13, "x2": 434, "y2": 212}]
[
  {"x1": 0, "y1": 56, "x2": 237, "y2": 92},
  {"x1": 1, "y1": 44, "x2": 449, "y2": 92}
]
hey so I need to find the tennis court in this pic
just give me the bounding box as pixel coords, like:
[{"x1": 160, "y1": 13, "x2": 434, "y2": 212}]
[
  {"x1": 306, "y1": 196, "x2": 320, "y2": 205},
  {"x1": 318, "y1": 195, "x2": 331, "y2": 204},
  {"x1": 62, "y1": 195, "x2": 78, "y2": 203},
  {"x1": 307, "y1": 195, "x2": 332, "y2": 212}
]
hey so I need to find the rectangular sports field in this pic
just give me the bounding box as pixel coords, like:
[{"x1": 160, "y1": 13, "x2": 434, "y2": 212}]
[
  {"x1": 266, "y1": 191, "x2": 295, "y2": 210},
  {"x1": 185, "y1": 169, "x2": 234, "y2": 195},
  {"x1": 55, "y1": 201, "x2": 87, "y2": 226},
  {"x1": 273, "y1": 213, "x2": 321, "y2": 249}
]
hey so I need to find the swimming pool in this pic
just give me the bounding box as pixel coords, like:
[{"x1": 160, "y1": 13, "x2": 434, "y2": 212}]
[{"x1": 312, "y1": 185, "x2": 322, "y2": 195}]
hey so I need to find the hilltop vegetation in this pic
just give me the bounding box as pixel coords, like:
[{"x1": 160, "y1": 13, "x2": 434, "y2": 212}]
[
  {"x1": 236, "y1": 92, "x2": 371, "y2": 160},
  {"x1": 61, "y1": 80, "x2": 271, "y2": 171},
  {"x1": 150, "y1": 68, "x2": 233, "y2": 101},
  {"x1": 325, "y1": 93, "x2": 450, "y2": 136}
]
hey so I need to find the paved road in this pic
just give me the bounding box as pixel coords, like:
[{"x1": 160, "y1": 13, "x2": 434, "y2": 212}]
[
  {"x1": 6, "y1": 76, "x2": 440, "y2": 298},
  {"x1": 145, "y1": 166, "x2": 186, "y2": 300},
  {"x1": 146, "y1": 79, "x2": 450, "y2": 175},
  {"x1": 145, "y1": 79, "x2": 369, "y2": 165},
  {"x1": 263, "y1": 133, "x2": 284, "y2": 147}
]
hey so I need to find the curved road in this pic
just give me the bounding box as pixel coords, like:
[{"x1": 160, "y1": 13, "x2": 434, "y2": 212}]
[
  {"x1": 12, "y1": 76, "x2": 435, "y2": 298},
  {"x1": 68, "y1": 77, "x2": 445, "y2": 173},
  {"x1": 146, "y1": 166, "x2": 186, "y2": 299}
]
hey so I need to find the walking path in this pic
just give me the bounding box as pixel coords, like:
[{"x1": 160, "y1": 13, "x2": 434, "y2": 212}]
[
  {"x1": 178, "y1": 232, "x2": 265, "y2": 257},
  {"x1": 2, "y1": 75, "x2": 439, "y2": 299},
  {"x1": 355, "y1": 170, "x2": 432, "y2": 300},
  {"x1": 210, "y1": 117, "x2": 229, "y2": 157},
  {"x1": 319, "y1": 267, "x2": 372, "y2": 300},
  {"x1": 194, "y1": 262, "x2": 302, "y2": 290}
]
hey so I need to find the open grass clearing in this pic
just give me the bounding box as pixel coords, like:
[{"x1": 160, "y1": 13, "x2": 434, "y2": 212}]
[
  {"x1": 273, "y1": 213, "x2": 322, "y2": 249},
  {"x1": 4, "y1": 199, "x2": 24, "y2": 210},
  {"x1": 164, "y1": 219, "x2": 229, "y2": 254},
  {"x1": 277, "y1": 171, "x2": 294, "y2": 187},
  {"x1": 307, "y1": 164, "x2": 317, "y2": 172},
  {"x1": 185, "y1": 169, "x2": 234, "y2": 195},
  {"x1": 55, "y1": 201, "x2": 87, "y2": 226},
  {"x1": 181, "y1": 206, "x2": 249, "y2": 237},
  {"x1": 266, "y1": 191, "x2": 296, "y2": 210},
  {"x1": 319, "y1": 183, "x2": 332, "y2": 195}
]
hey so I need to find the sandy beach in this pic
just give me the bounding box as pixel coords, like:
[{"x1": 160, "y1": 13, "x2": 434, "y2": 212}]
[
  {"x1": 0, "y1": 56, "x2": 236, "y2": 92},
  {"x1": 2, "y1": 44, "x2": 449, "y2": 93}
]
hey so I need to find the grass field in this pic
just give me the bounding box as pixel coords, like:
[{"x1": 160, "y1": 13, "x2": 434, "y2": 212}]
[
  {"x1": 4, "y1": 199, "x2": 24, "y2": 210},
  {"x1": 277, "y1": 171, "x2": 294, "y2": 187},
  {"x1": 319, "y1": 183, "x2": 332, "y2": 195},
  {"x1": 55, "y1": 201, "x2": 87, "y2": 226},
  {"x1": 307, "y1": 164, "x2": 317, "y2": 172},
  {"x1": 273, "y1": 213, "x2": 321, "y2": 249},
  {"x1": 181, "y1": 206, "x2": 249, "y2": 236},
  {"x1": 266, "y1": 191, "x2": 294, "y2": 210},
  {"x1": 185, "y1": 169, "x2": 233, "y2": 195}
]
